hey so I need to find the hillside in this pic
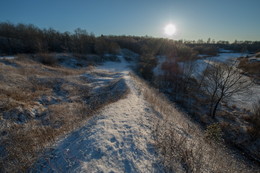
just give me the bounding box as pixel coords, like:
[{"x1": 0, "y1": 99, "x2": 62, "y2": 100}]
[
  {"x1": 0, "y1": 51, "x2": 259, "y2": 172},
  {"x1": 30, "y1": 56, "x2": 164, "y2": 172}
]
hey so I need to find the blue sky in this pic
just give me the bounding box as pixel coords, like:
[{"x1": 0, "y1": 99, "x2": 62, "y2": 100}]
[{"x1": 0, "y1": 0, "x2": 259, "y2": 41}]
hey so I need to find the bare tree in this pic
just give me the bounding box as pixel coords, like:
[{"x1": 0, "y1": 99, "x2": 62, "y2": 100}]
[{"x1": 201, "y1": 61, "x2": 252, "y2": 118}]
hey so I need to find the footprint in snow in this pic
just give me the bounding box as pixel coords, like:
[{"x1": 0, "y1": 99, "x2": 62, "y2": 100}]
[
  {"x1": 144, "y1": 108, "x2": 151, "y2": 113},
  {"x1": 110, "y1": 136, "x2": 117, "y2": 143}
]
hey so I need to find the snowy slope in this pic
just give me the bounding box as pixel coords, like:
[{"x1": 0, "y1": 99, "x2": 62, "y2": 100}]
[
  {"x1": 185, "y1": 52, "x2": 259, "y2": 110},
  {"x1": 31, "y1": 57, "x2": 163, "y2": 172},
  {"x1": 153, "y1": 51, "x2": 259, "y2": 110}
]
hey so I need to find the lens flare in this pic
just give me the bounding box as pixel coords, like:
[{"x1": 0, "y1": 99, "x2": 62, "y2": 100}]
[{"x1": 164, "y1": 24, "x2": 176, "y2": 36}]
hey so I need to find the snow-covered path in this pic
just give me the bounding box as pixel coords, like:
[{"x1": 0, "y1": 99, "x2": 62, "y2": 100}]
[{"x1": 31, "y1": 58, "x2": 163, "y2": 172}]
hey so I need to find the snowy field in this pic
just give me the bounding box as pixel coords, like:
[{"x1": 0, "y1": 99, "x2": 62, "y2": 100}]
[{"x1": 31, "y1": 56, "x2": 164, "y2": 172}]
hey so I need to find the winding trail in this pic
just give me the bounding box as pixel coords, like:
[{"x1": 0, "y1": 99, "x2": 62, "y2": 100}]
[{"x1": 31, "y1": 57, "x2": 163, "y2": 172}]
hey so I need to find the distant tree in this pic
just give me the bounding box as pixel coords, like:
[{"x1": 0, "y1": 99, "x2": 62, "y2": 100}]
[
  {"x1": 207, "y1": 38, "x2": 211, "y2": 44},
  {"x1": 197, "y1": 39, "x2": 204, "y2": 44}
]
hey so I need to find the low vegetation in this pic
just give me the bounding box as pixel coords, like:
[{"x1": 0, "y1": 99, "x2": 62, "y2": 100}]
[
  {"x1": 0, "y1": 56, "x2": 129, "y2": 172},
  {"x1": 245, "y1": 100, "x2": 260, "y2": 139},
  {"x1": 131, "y1": 73, "x2": 257, "y2": 172},
  {"x1": 133, "y1": 46, "x2": 260, "y2": 168},
  {"x1": 238, "y1": 57, "x2": 260, "y2": 83}
]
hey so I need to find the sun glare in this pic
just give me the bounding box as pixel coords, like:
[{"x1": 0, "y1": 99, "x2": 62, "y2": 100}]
[{"x1": 164, "y1": 24, "x2": 176, "y2": 36}]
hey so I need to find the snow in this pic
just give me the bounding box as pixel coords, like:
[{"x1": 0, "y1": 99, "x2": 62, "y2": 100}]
[
  {"x1": 191, "y1": 52, "x2": 248, "y2": 77},
  {"x1": 0, "y1": 56, "x2": 15, "y2": 59},
  {"x1": 96, "y1": 55, "x2": 130, "y2": 73},
  {"x1": 197, "y1": 54, "x2": 210, "y2": 58},
  {"x1": 209, "y1": 52, "x2": 245, "y2": 63},
  {"x1": 219, "y1": 48, "x2": 234, "y2": 53},
  {"x1": 191, "y1": 59, "x2": 210, "y2": 78},
  {"x1": 231, "y1": 83, "x2": 260, "y2": 110},
  {"x1": 31, "y1": 55, "x2": 163, "y2": 172},
  {"x1": 153, "y1": 56, "x2": 166, "y2": 76},
  {"x1": 248, "y1": 57, "x2": 260, "y2": 62}
]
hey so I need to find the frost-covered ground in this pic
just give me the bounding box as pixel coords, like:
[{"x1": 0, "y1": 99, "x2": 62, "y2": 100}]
[{"x1": 31, "y1": 56, "x2": 164, "y2": 172}]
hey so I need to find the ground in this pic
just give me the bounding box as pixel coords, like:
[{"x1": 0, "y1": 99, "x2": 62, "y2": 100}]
[
  {"x1": 1, "y1": 51, "x2": 258, "y2": 172},
  {"x1": 30, "y1": 56, "x2": 164, "y2": 172}
]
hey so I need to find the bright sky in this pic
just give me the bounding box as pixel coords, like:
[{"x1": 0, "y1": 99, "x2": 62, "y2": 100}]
[{"x1": 0, "y1": 0, "x2": 259, "y2": 41}]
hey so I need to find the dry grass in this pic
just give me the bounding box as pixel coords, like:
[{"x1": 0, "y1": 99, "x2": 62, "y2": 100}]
[
  {"x1": 244, "y1": 101, "x2": 260, "y2": 139},
  {"x1": 1, "y1": 101, "x2": 97, "y2": 172},
  {"x1": 238, "y1": 58, "x2": 260, "y2": 80},
  {"x1": 131, "y1": 72, "x2": 258, "y2": 173},
  {"x1": 34, "y1": 53, "x2": 58, "y2": 66},
  {"x1": 0, "y1": 56, "x2": 129, "y2": 172}
]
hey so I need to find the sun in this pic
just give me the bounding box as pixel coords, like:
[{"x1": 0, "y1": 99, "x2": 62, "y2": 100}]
[{"x1": 164, "y1": 24, "x2": 176, "y2": 36}]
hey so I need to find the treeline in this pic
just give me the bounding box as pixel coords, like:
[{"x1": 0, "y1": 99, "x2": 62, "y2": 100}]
[
  {"x1": 185, "y1": 39, "x2": 260, "y2": 53},
  {"x1": 0, "y1": 22, "x2": 194, "y2": 58},
  {"x1": 0, "y1": 22, "x2": 120, "y2": 55},
  {"x1": 1, "y1": 22, "x2": 259, "y2": 57}
]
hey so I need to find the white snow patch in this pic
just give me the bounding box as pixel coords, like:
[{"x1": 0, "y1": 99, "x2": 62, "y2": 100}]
[
  {"x1": 0, "y1": 56, "x2": 15, "y2": 59},
  {"x1": 248, "y1": 57, "x2": 260, "y2": 62},
  {"x1": 230, "y1": 79, "x2": 260, "y2": 110},
  {"x1": 197, "y1": 54, "x2": 210, "y2": 58},
  {"x1": 96, "y1": 54, "x2": 130, "y2": 73},
  {"x1": 153, "y1": 56, "x2": 166, "y2": 76},
  {"x1": 219, "y1": 48, "x2": 234, "y2": 53},
  {"x1": 209, "y1": 52, "x2": 246, "y2": 63},
  {"x1": 192, "y1": 52, "x2": 248, "y2": 77},
  {"x1": 189, "y1": 59, "x2": 210, "y2": 78}
]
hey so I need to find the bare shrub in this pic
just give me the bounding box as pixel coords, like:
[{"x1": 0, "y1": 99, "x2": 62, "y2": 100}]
[
  {"x1": 16, "y1": 54, "x2": 31, "y2": 61},
  {"x1": 246, "y1": 100, "x2": 260, "y2": 139},
  {"x1": 137, "y1": 54, "x2": 157, "y2": 80},
  {"x1": 153, "y1": 121, "x2": 204, "y2": 172},
  {"x1": 238, "y1": 58, "x2": 260, "y2": 77},
  {"x1": 152, "y1": 117, "x2": 253, "y2": 173},
  {"x1": 204, "y1": 123, "x2": 223, "y2": 143},
  {"x1": 35, "y1": 54, "x2": 58, "y2": 66}
]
